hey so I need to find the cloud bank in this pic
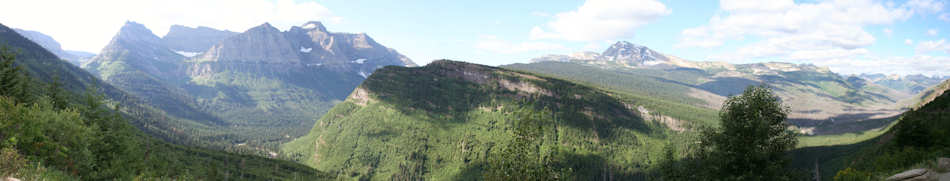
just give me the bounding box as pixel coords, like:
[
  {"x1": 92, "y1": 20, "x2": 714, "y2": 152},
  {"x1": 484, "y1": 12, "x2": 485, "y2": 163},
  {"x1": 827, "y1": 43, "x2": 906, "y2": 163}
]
[{"x1": 529, "y1": 0, "x2": 671, "y2": 41}]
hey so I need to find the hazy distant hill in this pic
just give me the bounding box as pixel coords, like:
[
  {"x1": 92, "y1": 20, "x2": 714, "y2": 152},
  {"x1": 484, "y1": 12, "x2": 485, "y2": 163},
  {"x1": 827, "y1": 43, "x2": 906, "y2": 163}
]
[
  {"x1": 859, "y1": 73, "x2": 947, "y2": 95},
  {"x1": 12, "y1": 28, "x2": 95, "y2": 65}
]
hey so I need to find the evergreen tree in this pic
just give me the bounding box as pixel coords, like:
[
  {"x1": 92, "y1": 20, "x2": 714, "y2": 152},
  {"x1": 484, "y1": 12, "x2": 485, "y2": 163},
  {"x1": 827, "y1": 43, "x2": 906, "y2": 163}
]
[
  {"x1": 0, "y1": 46, "x2": 29, "y2": 103},
  {"x1": 485, "y1": 105, "x2": 557, "y2": 181},
  {"x1": 699, "y1": 85, "x2": 799, "y2": 180},
  {"x1": 47, "y1": 74, "x2": 69, "y2": 110}
]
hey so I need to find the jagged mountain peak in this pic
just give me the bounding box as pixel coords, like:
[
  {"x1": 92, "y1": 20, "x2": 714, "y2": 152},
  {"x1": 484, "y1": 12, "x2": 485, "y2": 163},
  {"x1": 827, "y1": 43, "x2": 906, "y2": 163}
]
[
  {"x1": 105, "y1": 21, "x2": 166, "y2": 51},
  {"x1": 94, "y1": 21, "x2": 170, "y2": 58},
  {"x1": 601, "y1": 41, "x2": 666, "y2": 63},
  {"x1": 118, "y1": 21, "x2": 155, "y2": 37},
  {"x1": 607, "y1": 41, "x2": 643, "y2": 49},
  {"x1": 246, "y1": 22, "x2": 280, "y2": 33}
]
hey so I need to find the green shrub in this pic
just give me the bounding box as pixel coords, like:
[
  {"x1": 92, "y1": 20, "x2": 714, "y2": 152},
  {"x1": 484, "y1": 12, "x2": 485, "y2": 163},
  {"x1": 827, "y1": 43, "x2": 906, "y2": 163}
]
[{"x1": 834, "y1": 167, "x2": 871, "y2": 181}]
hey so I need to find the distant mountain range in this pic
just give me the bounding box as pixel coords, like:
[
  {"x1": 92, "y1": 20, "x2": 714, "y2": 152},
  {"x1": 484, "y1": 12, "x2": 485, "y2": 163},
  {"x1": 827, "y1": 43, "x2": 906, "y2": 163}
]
[
  {"x1": 13, "y1": 28, "x2": 95, "y2": 65},
  {"x1": 80, "y1": 21, "x2": 416, "y2": 152},
  {"x1": 520, "y1": 41, "x2": 934, "y2": 135},
  {"x1": 858, "y1": 73, "x2": 948, "y2": 94}
]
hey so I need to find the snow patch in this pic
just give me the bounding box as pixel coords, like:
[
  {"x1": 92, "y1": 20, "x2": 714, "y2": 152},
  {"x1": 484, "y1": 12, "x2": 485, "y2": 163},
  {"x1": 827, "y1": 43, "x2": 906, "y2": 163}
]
[
  {"x1": 643, "y1": 60, "x2": 663, "y2": 66},
  {"x1": 300, "y1": 47, "x2": 312, "y2": 53},
  {"x1": 352, "y1": 58, "x2": 366, "y2": 64},
  {"x1": 302, "y1": 23, "x2": 318, "y2": 29},
  {"x1": 175, "y1": 51, "x2": 201, "y2": 57},
  {"x1": 359, "y1": 71, "x2": 369, "y2": 78}
]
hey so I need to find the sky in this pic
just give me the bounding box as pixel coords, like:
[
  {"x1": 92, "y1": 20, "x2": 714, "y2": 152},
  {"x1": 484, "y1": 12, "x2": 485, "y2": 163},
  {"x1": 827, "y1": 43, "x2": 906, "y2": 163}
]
[{"x1": 1, "y1": 0, "x2": 949, "y2": 76}]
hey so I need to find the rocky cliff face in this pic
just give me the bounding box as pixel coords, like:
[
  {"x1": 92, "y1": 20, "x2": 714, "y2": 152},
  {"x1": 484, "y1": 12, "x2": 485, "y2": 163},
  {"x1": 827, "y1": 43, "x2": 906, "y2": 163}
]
[
  {"x1": 196, "y1": 21, "x2": 415, "y2": 77},
  {"x1": 197, "y1": 23, "x2": 300, "y2": 64},
  {"x1": 85, "y1": 21, "x2": 186, "y2": 80},
  {"x1": 161, "y1": 25, "x2": 237, "y2": 53}
]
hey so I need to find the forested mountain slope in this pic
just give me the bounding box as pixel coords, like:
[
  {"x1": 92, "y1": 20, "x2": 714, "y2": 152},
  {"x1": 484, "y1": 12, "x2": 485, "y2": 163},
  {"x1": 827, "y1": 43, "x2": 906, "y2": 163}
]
[
  {"x1": 790, "y1": 80, "x2": 950, "y2": 180},
  {"x1": 283, "y1": 60, "x2": 708, "y2": 180}
]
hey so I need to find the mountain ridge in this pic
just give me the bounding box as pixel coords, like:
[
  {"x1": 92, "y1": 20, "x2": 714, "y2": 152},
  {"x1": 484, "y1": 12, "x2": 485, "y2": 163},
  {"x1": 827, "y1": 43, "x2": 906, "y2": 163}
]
[
  {"x1": 519, "y1": 42, "x2": 913, "y2": 135},
  {"x1": 82, "y1": 20, "x2": 416, "y2": 153},
  {"x1": 283, "y1": 59, "x2": 698, "y2": 180}
]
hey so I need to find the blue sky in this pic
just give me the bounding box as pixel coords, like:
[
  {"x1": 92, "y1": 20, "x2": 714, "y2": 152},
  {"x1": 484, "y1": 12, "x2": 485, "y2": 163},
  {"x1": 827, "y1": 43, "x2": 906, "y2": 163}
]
[{"x1": 2, "y1": 0, "x2": 949, "y2": 76}]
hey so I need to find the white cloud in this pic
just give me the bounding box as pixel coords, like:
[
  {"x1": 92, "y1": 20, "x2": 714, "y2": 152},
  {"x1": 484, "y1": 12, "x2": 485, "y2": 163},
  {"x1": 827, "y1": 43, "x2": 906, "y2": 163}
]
[
  {"x1": 678, "y1": 0, "x2": 938, "y2": 62},
  {"x1": 529, "y1": 0, "x2": 671, "y2": 41},
  {"x1": 883, "y1": 28, "x2": 893, "y2": 36},
  {"x1": 474, "y1": 36, "x2": 567, "y2": 54},
  {"x1": 816, "y1": 55, "x2": 950, "y2": 77},
  {"x1": 0, "y1": 0, "x2": 339, "y2": 53},
  {"x1": 928, "y1": 29, "x2": 939, "y2": 36},
  {"x1": 905, "y1": 0, "x2": 945, "y2": 14},
  {"x1": 941, "y1": 13, "x2": 950, "y2": 22},
  {"x1": 906, "y1": 39, "x2": 914, "y2": 45},
  {"x1": 916, "y1": 39, "x2": 950, "y2": 53}
]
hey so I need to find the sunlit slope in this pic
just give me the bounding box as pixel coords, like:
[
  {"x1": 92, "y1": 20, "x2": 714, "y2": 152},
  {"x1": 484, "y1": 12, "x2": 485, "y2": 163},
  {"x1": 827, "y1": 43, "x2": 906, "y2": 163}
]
[{"x1": 283, "y1": 60, "x2": 706, "y2": 180}]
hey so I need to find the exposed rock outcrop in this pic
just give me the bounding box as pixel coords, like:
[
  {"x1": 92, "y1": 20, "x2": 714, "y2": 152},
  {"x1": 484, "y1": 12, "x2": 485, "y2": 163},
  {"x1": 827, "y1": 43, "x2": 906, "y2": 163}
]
[{"x1": 886, "y1": 169, "x2": 935, "y2": 181}]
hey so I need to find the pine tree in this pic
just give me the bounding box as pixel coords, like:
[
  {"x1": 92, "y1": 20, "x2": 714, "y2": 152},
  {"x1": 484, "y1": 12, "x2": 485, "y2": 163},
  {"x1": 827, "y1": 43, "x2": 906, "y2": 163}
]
[
  {"x1": 485, "y1": 105, "x2": 558, "y2": 181},
  {"x1": 47, "y1": 74, "x2": 69, "y2": 110},
  {"x1": 0, "y1": 46, "x2": 29, "y2": 103}
]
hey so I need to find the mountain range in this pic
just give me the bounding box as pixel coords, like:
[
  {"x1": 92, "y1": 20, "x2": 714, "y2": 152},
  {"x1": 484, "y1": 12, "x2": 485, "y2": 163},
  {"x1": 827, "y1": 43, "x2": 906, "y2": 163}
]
[
  {"x1": 6, "y1": 19, "x2": 948, "y2": 180},
  {"x1": 80, "y1": 21, "x2": 415, "y2": 153},
  {"x1": 1, "y1": 22, "x2": 330, "y2": 180},
  {"x1": 520, "y1": 41, "x2": 925, "y2": 135}
]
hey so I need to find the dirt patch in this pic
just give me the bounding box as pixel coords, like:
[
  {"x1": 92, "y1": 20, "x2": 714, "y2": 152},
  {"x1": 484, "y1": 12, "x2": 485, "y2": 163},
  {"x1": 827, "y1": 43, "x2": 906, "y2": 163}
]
[
  {"x1": 499, "y1": 79, "x2": 552, "y2": 96},
  {"x1": 349, "y1": 87, "x2": 372, "y2": 106},
  {"x1": 511, "y1": 72, "x2": 544, "y2": 81},
  {"x1": 635, "y1": 105, "x2": 685, "y2": 132},
  {"x1": 312, "y1": 135, "x2": 326, "y2": 165}
]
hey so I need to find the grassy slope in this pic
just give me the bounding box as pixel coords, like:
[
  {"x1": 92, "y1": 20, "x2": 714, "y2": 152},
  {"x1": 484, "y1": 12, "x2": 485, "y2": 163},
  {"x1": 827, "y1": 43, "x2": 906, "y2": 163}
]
[
  {"x1": 1, "y1": 23, "x2": 332, "y2": 180},
  {"x1": 283, "y1": 60, "x2": 698, "y2": 180}
]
